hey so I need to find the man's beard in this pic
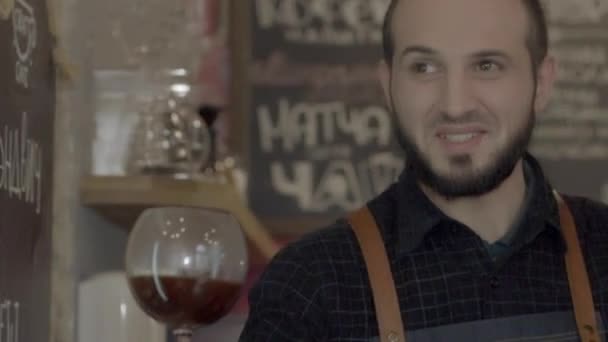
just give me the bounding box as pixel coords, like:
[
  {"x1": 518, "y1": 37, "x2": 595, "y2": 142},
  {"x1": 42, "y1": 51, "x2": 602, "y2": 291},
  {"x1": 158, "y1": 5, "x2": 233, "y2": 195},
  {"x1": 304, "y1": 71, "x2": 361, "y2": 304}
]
[{"x1": 393, "y1": 108, "x2": 535, "y2": 199}]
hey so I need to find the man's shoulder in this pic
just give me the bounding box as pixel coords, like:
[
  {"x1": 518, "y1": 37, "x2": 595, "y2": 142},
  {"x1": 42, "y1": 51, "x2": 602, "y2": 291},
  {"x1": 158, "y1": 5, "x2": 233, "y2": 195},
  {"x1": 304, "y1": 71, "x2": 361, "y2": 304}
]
[
  {"x1": 265, "y1": 185, "x2": 399, "y2": 277},
  {"x1": 253, "y1": 219, "x2": 362, "y2": 296},
  {"x1": 273, "y1": 219, "x2": 359, "y2": 267},
  {"x1": 563, "y1": 193, "x2": 608, "y2": 234}
]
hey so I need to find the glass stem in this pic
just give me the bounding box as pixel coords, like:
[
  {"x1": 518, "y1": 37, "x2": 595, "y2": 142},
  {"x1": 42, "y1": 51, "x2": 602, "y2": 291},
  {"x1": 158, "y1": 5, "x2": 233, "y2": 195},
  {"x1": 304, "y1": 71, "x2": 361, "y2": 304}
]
[{"x1": 174, "y1": 327, "x2": 193, "y2": 342}]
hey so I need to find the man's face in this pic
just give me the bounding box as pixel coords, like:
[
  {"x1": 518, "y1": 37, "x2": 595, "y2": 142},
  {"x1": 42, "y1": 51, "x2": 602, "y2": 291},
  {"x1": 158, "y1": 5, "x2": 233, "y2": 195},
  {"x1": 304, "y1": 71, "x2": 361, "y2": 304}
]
[{"x1": 380, "y1": 0, "x2": 555, "y2": 198}]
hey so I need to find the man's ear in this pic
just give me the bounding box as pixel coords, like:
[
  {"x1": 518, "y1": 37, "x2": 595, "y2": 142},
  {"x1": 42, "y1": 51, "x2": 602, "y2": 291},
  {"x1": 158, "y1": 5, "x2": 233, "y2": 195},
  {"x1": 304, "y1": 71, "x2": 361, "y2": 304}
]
[
  {"x1": 378, "y1": 59, "x2": 393, "y2": 110},
  {"x1": 534, "y1": 55, "x2": 557, "y2": 114}
]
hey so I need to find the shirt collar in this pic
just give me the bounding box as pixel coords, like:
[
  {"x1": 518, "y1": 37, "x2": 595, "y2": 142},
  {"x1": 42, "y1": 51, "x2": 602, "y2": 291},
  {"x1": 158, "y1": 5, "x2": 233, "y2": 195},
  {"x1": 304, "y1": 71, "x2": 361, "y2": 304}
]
[{"x1": 393, "y1": 152, "x2": 560, "y2": 256}]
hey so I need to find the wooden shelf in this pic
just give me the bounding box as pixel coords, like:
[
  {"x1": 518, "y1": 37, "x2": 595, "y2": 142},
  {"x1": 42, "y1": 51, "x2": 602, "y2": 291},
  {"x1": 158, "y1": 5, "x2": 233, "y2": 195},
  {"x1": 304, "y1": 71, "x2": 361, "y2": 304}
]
[
  {"x1": 260, "y1": 216, "x2": 335, "y2": 236},
  {"x1": 80, "y1": 175, "x2": 280, "y2": 261}
]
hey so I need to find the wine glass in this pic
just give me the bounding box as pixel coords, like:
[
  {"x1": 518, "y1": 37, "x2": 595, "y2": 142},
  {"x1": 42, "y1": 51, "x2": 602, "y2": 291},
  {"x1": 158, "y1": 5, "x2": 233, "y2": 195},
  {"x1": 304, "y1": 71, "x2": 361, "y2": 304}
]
[{"x1": 125, "y1": 207, "x2": 249, "y2": 342}]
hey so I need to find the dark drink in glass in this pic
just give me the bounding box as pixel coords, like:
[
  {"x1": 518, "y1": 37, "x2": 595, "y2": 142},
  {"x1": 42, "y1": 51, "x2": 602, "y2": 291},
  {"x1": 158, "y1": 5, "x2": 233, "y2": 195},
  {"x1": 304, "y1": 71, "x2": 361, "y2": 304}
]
[{"x1": 128, "y1": 275, "x2": 243, "y2": 326}]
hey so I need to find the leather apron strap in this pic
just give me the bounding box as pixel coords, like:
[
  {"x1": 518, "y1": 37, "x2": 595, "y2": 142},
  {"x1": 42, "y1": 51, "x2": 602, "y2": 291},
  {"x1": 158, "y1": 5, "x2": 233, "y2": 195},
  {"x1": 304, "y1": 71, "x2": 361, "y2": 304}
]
[
  {"x1": 348, "y1": 208, "x2": 406, "y2": 342},
  {"x1": 555, "y1": 192, "x2": 601, "y2": 342},
  {"x1": 348, "y1": 192, "x2": 599, "y2": 342}
]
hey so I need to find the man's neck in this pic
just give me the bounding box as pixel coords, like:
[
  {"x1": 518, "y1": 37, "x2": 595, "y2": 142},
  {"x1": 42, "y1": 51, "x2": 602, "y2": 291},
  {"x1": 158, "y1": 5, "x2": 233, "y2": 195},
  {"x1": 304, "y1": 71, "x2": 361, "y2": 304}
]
[{"x1": 420, "y1": 160, "x2": 527, "y2": 243}]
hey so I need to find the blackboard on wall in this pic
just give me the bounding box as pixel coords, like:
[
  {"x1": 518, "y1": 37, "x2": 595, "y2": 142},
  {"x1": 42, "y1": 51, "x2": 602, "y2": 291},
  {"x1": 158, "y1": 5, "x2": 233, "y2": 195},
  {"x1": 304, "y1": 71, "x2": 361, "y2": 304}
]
[
  {"x1": 0, "y1": 0, "x2": 54, "y2": 339},
  {"x1": 245, "y1": 0, "x2": 404, "y2": 230}
]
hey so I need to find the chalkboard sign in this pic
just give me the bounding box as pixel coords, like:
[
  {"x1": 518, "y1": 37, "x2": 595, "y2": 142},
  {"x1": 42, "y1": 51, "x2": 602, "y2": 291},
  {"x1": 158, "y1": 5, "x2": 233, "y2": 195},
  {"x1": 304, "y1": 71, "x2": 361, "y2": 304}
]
[
  {"x1": 0, "y1": 0, "x2": 54, "y2": 339},
  {"x1": 531, "y1": 1, "x2": 608, "y2": 201},
  {"x1": 246, "y1": 0, "x2": 403, "y2": 225}
]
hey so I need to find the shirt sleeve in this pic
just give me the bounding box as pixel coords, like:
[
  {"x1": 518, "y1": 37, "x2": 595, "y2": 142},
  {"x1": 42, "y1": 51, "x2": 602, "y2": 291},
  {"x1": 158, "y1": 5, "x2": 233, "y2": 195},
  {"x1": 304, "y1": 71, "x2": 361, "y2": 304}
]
[{"x1": 239, "y1": 243, "x2": 328, "y2": 341}]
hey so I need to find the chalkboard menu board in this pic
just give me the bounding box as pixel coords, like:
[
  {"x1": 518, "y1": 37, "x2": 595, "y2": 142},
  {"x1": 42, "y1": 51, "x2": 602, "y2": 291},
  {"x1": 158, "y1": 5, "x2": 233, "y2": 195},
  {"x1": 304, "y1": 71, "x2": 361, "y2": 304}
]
[
  {"x1": 0, "y1": 0, "x2": 54, "y2": 339},
  {"x1": 531, "y1": 1, "x2": 608, "y2": 201},
  {"x1": 246, "y1": 0, "x2": 403, "y2": 225},
  {"x1": 244, "y1": 0, "x2": 608, "y2": 228}
]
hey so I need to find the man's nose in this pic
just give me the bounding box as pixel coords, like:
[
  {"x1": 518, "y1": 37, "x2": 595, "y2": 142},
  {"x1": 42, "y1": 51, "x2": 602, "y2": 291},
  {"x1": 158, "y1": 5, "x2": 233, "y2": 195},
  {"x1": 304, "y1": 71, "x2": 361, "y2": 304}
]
[{"x1": 438, "y1": 70, "x2": 477, "y2": 119}]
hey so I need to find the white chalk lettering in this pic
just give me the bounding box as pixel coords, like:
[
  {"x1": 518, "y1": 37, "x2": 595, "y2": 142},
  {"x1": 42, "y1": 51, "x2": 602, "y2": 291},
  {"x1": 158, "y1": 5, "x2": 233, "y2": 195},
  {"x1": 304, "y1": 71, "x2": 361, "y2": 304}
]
[
  {"x1": 0, "y1": 301, "x2": 19, "y2": 342},
  {"x1": 552, "y1": 45, "x2": 606, "y2": 65},
  {"x1": 257, "y1": 99, "x2": 392, "y2": 153},
  {"x1": 551, "y1": 88, "x2": 600, "y2": 107},
  {"x1": 254, "y1": 0, "x2": 389, "y2": 45},
  {"x1": 12, "y1": 0, "x2": 36, "y2": 89},
  {"x1": 557, "y1": 63, "x2": 608, "y2": 85},
  {"x1": 270, "y1": 153, "x2": 403, "y2": 212},
  {"x1": 545, "y1": 0, "x2": 608, "y2": 24},
  {"x1": 0, "y1": 112, "x2": 43, "y2": 213},
  {"x1": 367, "y1": 152, "x2": 405, "y2": 194},
  {"x1": 310, "y1": 160, "x2": 362, "y2": 211}
]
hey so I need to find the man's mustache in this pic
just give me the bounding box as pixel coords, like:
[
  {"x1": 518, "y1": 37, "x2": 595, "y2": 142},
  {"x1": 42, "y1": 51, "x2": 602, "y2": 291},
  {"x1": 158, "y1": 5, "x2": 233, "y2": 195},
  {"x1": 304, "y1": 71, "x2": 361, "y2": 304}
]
[{"x1": 432, "y1": 111, "x2": 490, "y2": 127}]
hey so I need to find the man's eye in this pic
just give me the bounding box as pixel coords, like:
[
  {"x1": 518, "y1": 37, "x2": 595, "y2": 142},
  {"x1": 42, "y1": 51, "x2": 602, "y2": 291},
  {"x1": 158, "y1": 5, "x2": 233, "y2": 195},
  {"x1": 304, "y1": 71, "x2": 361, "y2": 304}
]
[
  {"x1": 476, "y1": 60, "x2": 502, "y2": 72},
  {"x1": 410, "y1": 62, "x2": 438, "y2": 74}
]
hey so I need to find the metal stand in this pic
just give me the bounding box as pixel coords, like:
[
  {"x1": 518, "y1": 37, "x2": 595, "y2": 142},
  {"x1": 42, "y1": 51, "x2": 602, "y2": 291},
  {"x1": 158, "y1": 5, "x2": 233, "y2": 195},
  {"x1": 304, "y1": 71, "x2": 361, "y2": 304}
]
[{"x1": 174, "y1": 327, "x2": 193, "y2": 342}]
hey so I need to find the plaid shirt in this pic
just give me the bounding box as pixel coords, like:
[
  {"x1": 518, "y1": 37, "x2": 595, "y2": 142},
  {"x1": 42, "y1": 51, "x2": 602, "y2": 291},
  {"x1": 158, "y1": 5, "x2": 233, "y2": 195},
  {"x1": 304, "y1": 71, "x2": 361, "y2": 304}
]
[{"x1": 240, "y1": 154, "x2": 608, "y2": 341}]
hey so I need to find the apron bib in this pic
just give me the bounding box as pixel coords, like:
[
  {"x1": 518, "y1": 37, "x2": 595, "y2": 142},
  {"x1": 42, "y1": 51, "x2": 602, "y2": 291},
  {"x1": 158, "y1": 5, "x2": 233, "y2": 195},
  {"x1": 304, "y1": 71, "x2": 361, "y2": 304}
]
[{"x1": 348, "y1": 192, "x2": 601, "y2": 342}]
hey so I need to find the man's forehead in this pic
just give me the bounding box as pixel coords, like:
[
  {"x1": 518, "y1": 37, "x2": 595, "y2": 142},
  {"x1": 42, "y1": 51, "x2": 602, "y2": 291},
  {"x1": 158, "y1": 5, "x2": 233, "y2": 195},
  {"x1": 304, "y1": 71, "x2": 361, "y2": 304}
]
[{"x1": 391, "y1": 0, "x2": 530, "y2": 47}]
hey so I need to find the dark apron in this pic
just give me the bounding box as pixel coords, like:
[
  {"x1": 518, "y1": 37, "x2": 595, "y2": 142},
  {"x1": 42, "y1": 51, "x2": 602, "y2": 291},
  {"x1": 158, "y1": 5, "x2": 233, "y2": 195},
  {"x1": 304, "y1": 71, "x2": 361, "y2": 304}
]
[{"x1": 348, "y1": 192, "x2": 602, "y2": 342}]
